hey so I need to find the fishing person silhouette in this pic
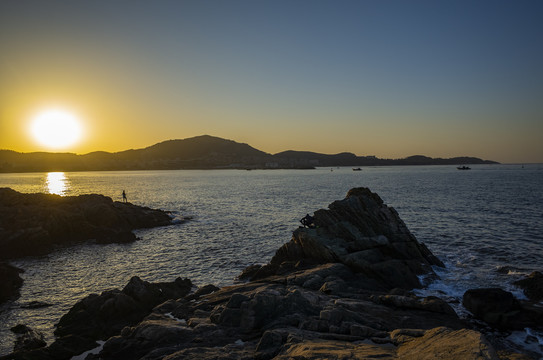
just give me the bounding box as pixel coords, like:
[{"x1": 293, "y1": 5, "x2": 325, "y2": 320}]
[{"x1": 122, "y1": 190, "x2": 127, "y2": 203}]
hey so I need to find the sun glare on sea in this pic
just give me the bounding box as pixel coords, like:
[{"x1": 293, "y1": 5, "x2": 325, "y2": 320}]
[
  {"x1": 45, "y1": 172, "x2": 69, "y2": 196},
  {"x1": 30, "y1": 109, "x2": 83, "y2": 149}
]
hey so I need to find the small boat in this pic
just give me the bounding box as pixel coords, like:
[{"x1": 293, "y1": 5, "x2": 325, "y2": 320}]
[
  {"x1": 457, "y1": 166, "x2": 471, "y2": 170},
  {"x1": 352, "y1": 168, "x2": 362, "y2": 171}
]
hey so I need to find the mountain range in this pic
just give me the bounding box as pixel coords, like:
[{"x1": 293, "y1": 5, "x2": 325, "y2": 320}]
[{"x1": 0, "y1": 135, "x2": 498, "y2": 173}]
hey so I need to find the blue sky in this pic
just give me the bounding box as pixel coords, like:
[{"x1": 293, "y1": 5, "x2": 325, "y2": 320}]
[{"x1": 1, "y1": 0, "x2": 542, "y2": 162}]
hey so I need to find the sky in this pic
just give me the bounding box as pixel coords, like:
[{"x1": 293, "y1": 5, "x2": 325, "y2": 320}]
[{"x1": 1, "y1": 0, "x2": 542, "y2": 163}]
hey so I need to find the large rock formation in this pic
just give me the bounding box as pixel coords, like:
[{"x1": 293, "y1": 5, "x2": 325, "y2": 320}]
[
  {"x1": 2, "y1": 188, "x2": 533, "y2": 360},
  {"x1": 0, "y1": 188, "x2": 174, "y2": 259},
  {"x1": 244, "y1": 187, "x2": 443, "y2": 290}
]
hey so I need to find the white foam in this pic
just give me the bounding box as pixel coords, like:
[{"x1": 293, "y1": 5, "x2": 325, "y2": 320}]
[
  {"x1": 505, "y1": 328, "x2": 543, "y2": 359},
  {"x1": 165, "y1": 312, "x2": 187, "y2": 324},
  {"x1": 71, "y1": 340, "x2": 105, "y2": 360}
]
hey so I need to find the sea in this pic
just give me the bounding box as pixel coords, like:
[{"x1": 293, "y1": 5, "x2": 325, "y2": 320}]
[{"x1": 0, "y1": 165, "x2": 542, "y2": 357}]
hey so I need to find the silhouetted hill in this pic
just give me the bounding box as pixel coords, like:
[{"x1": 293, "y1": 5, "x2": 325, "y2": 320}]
[
  {"x1": 273, "y1": 151, "x2": 498, "y2": 167},
  {"x1": 0, "y1": 135, "x2": 498, "y2": 173}
]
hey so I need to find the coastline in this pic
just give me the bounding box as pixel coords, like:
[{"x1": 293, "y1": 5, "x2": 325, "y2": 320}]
[{"x1": 2, "y1": 188, "x2": 541, "y2": 359}]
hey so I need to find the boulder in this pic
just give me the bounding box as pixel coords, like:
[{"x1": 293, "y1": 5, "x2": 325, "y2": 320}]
[
  {"x1": 463, "y1": 288, "x2": 543, "y2": 330},
  {"x1": 0, "y1": 262, "x2": 23, "y2": 303},
  {"x1": 513, "y1": 271, "x2": 543, "y2": 302},
  {"x1": 0, "y1": 188, "x2": 174, "y2": 259}
]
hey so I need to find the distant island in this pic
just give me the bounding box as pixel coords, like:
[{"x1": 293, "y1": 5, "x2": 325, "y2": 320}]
[{"x1": 0, "y1": 135, "x2": 498, "y2": 173}]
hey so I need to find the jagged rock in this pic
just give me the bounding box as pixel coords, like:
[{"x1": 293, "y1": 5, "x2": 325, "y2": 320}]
[
  {"x1": 38, "y1": 276, "x2": 193, "y2": 359},
  {"x1": 0, "y1": 262, "x2": 23, "y2": 303},
  {"x1": 0, "y1": 188, "x2": 174, "y2": 259},
  {"x1": 514, "y1": 271, "x2": 543, "y2": 302},
  {"x1": 259, "y1": 187, "x2": 444, "y2": 290},
  {"x1": 99, "y1": 316, "x2": 195, "y2": 360},
  {"x1": 55, "y1": 276, "x2": 192, "y2": 337}
]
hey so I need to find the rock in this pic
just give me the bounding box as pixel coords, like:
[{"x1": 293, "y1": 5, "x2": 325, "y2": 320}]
[
  {"x1": 392, "y1": 327, "x2": 499, "y2": 360},
  {"x1": 255, "y1": 330, "x2": 285, "y2": 360},
  {"x1": 10, "y1": 325, "x2": 46, "y2": 352},
  {"x1": 99, "y1": 316, "x2": 194, "y2": 360},
  {"x1": 0, "y1": 188, "x2": 174, "y2": 259},
  {"x1": 0, "y1": 262, "x2": 23, "y2": 303},
  {"x1": 49, "y1": 276, "x2": 192, "y2": 358},
  {"x1": 463, "y1": 288, "x2": 543, "y2": 330},
  {"x1": 20, "y1": 301, "x2": 53, "y2": 309},
  {"x1": 513, "y1": 271, "x2": 543, "y2": 302},
  {"x1": 185, "y1": 284, "x2": 220, "y2": 301},
  {"x1": 273, "y1": 327, "x2": 498, "y2": 360},
  {"x1": 260, "y1": 187, "x2": 444, "y2": 290},
  {"x1": 371, "y1": 294, "x2": 457, "y2": 315}
]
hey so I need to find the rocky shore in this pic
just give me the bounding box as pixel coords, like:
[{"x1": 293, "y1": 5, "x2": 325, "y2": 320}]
[
  {"x1": 2, "y1": 188, "x2": 542, "y2": 359},
  {"x1": 0, "y1": 188, "x2": 175, "y2": 305},
  {"x1": 0, "y1": 188, "x2": 173, "y2": 260}
]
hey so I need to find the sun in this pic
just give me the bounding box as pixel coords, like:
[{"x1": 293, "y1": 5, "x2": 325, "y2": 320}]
[{"x1": 30, "y1": 109, "x2": 83, "y2": 149}]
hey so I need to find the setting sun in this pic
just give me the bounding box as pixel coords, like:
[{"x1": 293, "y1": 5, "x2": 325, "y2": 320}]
[{"x1": 29, "y1": 109, "x2": 83, "y2": 150}]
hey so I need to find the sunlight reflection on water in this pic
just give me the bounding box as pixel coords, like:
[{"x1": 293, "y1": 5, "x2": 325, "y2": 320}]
[{"x1": 44, "y1": 172, "x2": 68, "y2": 195}]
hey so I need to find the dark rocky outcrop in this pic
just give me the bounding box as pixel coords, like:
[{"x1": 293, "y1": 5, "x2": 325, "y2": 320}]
[
  {"x1": 248, "y1": 187, "x2": 443, "y2": 290},
  {"x1": 3, "y1": 188, "x2": 531, "y2": 360},
  {"x1": 55, "y1": 276, "x2": 192, "y2": 340},
  {"x1": 0, "y1": 188, "x2": 174, "y2": 259},
  {"x1": 2, "y1": 276, "x2": 192, "y2": 359},
  {"x1": 0, "y1": 263, "x2": 24, "y2": 303},
  {"x1": 463, "y1": 288, "x2": 543, "y2": 330}
]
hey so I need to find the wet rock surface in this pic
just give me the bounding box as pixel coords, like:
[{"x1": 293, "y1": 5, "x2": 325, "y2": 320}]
[
  {"x1": 2, "y1": 188, "x2": 536, "y2": 359},
  {"x1": 0, "y1": 188, "x2": 174, "y2": 259}
]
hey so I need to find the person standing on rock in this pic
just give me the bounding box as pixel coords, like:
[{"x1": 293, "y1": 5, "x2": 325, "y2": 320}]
[
  {"x1": 122, "y1": 190, "x2": 127, "y2": 203},
  {"x1": 300, "y1": 214, "x2": 314, "y2": 228}
]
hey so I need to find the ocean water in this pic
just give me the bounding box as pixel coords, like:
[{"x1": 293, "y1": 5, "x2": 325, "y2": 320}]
[{"x1": 0, "y1": 165, "x2": 542, "y2": 356}]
